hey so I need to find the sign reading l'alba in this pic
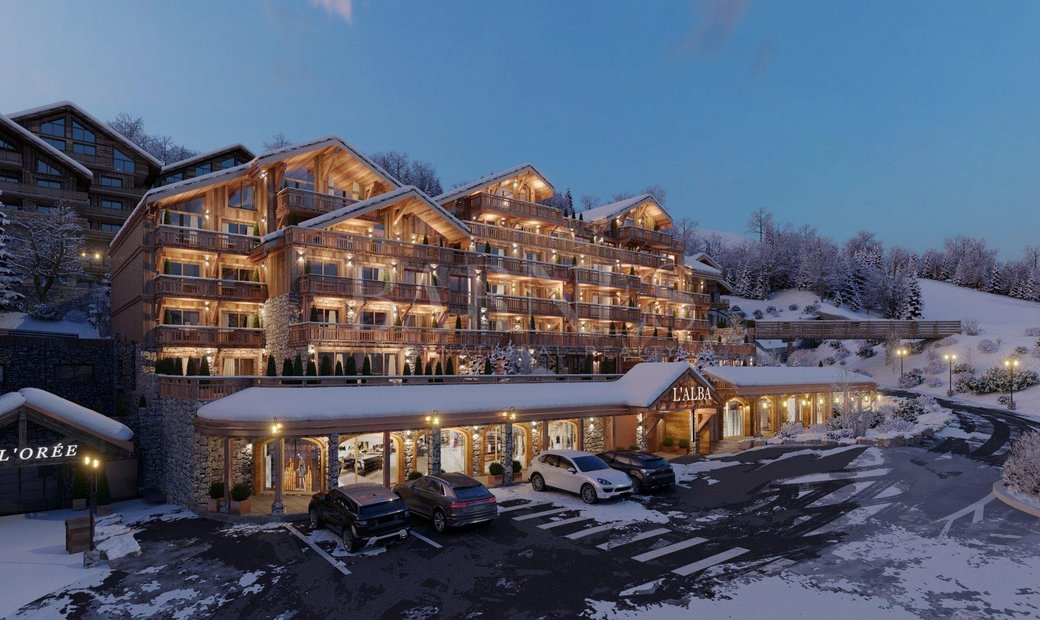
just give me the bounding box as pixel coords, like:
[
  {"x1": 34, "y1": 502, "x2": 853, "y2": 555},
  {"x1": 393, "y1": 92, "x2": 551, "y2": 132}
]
[{"x1": 672, "y1": 386, "x2": 714, "y2": 403}]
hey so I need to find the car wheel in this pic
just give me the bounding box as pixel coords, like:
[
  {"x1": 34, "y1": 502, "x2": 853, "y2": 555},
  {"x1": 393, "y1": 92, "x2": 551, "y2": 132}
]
[
  {"x1": 309, "y1": 509, "x2": 323, "y2": 530},
  {"x1": 531, "y1": 473, "x2": 546, "y2": 492},
  {"x1": 343, "y1": 525, "x2": 361, "y2": 553},
  {"x1": 432, "y1": 509, "x2": 448, "y2": 533},
  {"x1": 580, "y1": 484, "x2": 598, "y2": 505},
  {"x1": 629, "y1": 475, "x2": 642, "y2": 495}
]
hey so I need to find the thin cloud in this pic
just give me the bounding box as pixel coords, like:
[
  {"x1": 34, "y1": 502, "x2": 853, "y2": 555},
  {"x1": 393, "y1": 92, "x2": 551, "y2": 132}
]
[
  {"x1": 752, "y1": 42, "x2": 774, "y2": 79},
  {"x1": 677, "y1": 0, "x2": 750, "y2": 56},
  {"x1": 310, "y1": 0, "x2": 353, "y2": 25}
]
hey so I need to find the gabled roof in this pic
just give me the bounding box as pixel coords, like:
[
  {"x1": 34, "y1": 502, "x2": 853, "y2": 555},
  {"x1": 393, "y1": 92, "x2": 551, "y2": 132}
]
[
  {"x1": 7, "y1": 100, "x2": 163, "y2": 169},
  {"x1": 160, "y1": 144, "x2": 254, "y2": 174},
  {"x1": 580, "y1": 193, "x2": 671, "y2": 223},
  {"x1": 253, "y1": 135, "x2": 402, "y2": 189},
  {"x1": 684, "y1": 252, "x2": 723, "y2": 276},
  {"x1": 435, "y1": 163, "x2": 554, "y2": 205},
  {"x1": 297, "y1": 185, "x2": 470, "y2": 240},
  {"x1": 0, "y1": 388, "x2": 134, "y2": 451},
  {"x1": 0, "y1": 112, "x2": 93, "y2": 180}
]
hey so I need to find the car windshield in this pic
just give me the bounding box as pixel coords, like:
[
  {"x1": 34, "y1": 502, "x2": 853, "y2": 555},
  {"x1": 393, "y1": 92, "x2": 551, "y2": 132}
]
[
  {"x1": 572, "y1": 455, "x2": 610, "y2": 472},
  {"x1": 453, "y1": 485, "x2": 491, "y2": 500},
  {"x1": 357, "y1": 496, "x2": 406, "y2": 519},
  {"x1": 633, "y1": 454, "x2": 665, "y2": 466}
]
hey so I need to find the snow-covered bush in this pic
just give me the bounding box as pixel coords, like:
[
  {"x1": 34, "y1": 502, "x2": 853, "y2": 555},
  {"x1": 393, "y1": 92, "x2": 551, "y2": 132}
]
[
  {"x1": 753, "y1": 309, "x2": 764, "y2": 320},
  {"x1": 821, "y1": 357, "x2": 836, "y2": 366},
  {"x1": 856, "y1": 344, "x2": 877, "y2": 358},
  {"x1": 828, "y1": 340, "x2": 844, "y2": 350},
  {"x1": 1014, "y1": 345, "x2": 1028, "y2": 355},
  {"x1": 64, "y1": 309, "x2": 88, "y2": 323},
  {"x1": 765, "y1": 305, "x2": 779, "y2": 316},
  {"x1": 1002, "y1": 431, "x2": 1040, "y2": 497},
  {"x1": 893, "y1": 398, "x2": 927, "y2": 423},
  {"x1": 898, "y1": 368, "x2": 925, "y2": 388},
  {"x1": 956, "y1": 366, "x2": 1040, "y2": 394},
  {"x1": 827, "y1": 428, "x2": 853, "y2": 440},
  {"x1": 977, "y1": 339, "x2": 1001, "y2": 354},
  {"x1": 28, "y1": 303, "x2": 62, "y2": 321},
  {"x1": 963, "y1": 320, "x2": 982, "y2": 336},
  {"x1": 926, "y1": 377, "x2": 944, "y2": 388},
  {"x1": 788, "y1": 304, "x2": 799, "y2": 311},
  {"x1": 934, "y1": 336, "x2": 958, "y2": 348},
  {"x1": 730, "y1": 305, "x2": 742, "y2": 313},
  {"x1": 786, "y1": 349, "x2": 815, "y2": 367},
  {"x1": 953, "y1": 363, "x2": 975, "y2": 375},
  {"x1": 1024, "y1": 327, "x2": 1040, "y2": 337},
  {"x1": 875, "y1": 417, "x2": 916, "y2": 434},
  {"x1": 827, "y1": 409, "x2": 883, "y2": 436},
  {"x1": 807, "y1": 423, "x2": 827, "y2": 434},
  {"x1": 778, "y1": 421, "x2": 804, "y2": 438},
  {"x1": 925, "y1": 359, "x2": 945, "y2": 375},
  {"x1": 803, "y1": 303, "x2": 820, "y2": 316},
  {"x1": 907, "y1": 340, "x2": 927, "y2": 355}
]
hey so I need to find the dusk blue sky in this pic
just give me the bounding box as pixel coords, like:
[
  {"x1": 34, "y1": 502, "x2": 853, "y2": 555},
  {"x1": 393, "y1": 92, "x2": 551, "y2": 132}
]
[{"x1": 2, "y1": 1, "x2": 1038, "y2": 257}]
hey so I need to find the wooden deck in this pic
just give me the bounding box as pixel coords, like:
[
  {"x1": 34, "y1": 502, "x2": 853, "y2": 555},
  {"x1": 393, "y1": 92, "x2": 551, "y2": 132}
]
[{"x1": 751, "y1": 320, "x2": 961, "y2": 341}]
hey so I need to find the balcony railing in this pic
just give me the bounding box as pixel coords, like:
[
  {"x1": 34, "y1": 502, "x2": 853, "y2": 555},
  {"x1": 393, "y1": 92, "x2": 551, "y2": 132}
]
[
  {"x1": 155, "y1": 225, "x2": 260, "y2": 254},
  {"x1": 640, "y1": 313, "x2": 709, "y2": 332},
  {"x1": 486, "y1": 294, "x2": 568, "y2": 317},
  {"x1": 640, "y1": 283, "x2": 711, "y2": 306},
  {"x1": 299, "y1": 275, "x2": 453, "y2": 307},
  {"x1": 280, "y1": 228, "x2": 461, "y2": 266},
  {"x1": 276, "y1": 187, "x2": 357, "y2": 221},
  {"x1": 573, "y1": 302, "x2": 640, "y2": 323},
  {"x1": 468, "y1": 222, "x2": 667, "y2": 270},
  {"x1": 154, "y1": 276, "x2": 267, "y2": 302},
  {"x1": 468, "y1": 193, "x2": 574, "y2": 228},
  {"x1": 474, "y1": 254, "x2": 571, "y2": 281},
  {"x1": 616, "y1": 225, "x2": 682, "y2": 252},
  {"x1": 153, "y1": 325, "x2": 265, "y2": 348},
  {"x1": 574, "y1": 268, "x2": 641, "y2": 290}
]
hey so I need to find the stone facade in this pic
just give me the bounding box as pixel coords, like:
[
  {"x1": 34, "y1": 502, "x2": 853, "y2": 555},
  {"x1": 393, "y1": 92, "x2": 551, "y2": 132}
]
[
  {"x1": 262, "y1": 294, "x2": 301, "y2": 365},
  {"x1": 584, "y1": 417, "x2": 606, "y2": 454}
]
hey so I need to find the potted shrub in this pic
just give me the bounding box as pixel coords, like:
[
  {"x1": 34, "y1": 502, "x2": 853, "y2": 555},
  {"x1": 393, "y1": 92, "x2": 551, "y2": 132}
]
[
  {"x1": 207, "y1": 481, "x2": 225, "y2": 512},
  {"x1": 488, "y1": 462, "x2": 505, "y2": 485},
  {"x1": 406, "y1": 471, "x2": 423, "y2": 481},
  {"x1": 71, "y1": 469, "x2": 88, "y2": 510},
  {"x1": 678, "y1": 438, "x2": 691, "y2": 455},
  {"x1": 230, "y1": 483, "x2": 252, "y2": 515},
  {"x1": 511, "y1": 460, "x2": 522, "y2": 475},
  {"x1": 661, "y1": 436, "x2": 676, "y2": 452}
]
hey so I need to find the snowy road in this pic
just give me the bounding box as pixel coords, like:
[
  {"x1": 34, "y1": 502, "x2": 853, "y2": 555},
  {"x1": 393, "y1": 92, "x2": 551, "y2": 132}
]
[{"x1": 11, "y1": 400, "x2": 1040, "y2": 619}]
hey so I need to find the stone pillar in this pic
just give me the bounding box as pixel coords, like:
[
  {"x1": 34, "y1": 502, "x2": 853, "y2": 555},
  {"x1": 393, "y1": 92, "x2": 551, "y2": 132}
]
[
  {"x1": 540, "y1": 421, "x2": 549, "y2": 451},
  {"x1": 577, "y1": 419, "x2": 585, "y2": 451},
  {"x1": 502, "y1": 423, "x2": 514, "y2": 486},
  {"x1": 636, "y1": 413, "x2": 648, "y2": 451},
  {"x1": 430, "y1": 427, "x2": 442, "y2": 475},
  {"x1": 382, "y1": 431, "x2": 391, "y2": 488},
  {"x1": 327, "y1": 433, "x2": 340, "y2": 490},
  {"x1": 271, "y1": 438, "x2": 285, "y2": 515},
  {"x1": 222, "y1": 437, "x2": 232, "y2": 513}
]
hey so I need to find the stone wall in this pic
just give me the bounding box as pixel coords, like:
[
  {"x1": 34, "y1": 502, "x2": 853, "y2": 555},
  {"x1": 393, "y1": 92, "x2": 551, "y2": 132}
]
[
  {"x1": 584, "y1": 417, "x2": 605, "y2": 454},
  {"x1": 263, "y1": 293, "x2": 301, "y2": 364}
]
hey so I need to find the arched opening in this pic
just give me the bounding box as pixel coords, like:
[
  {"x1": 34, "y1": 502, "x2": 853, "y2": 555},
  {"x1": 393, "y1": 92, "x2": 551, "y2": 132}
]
[
  {"x1": 547, "y1": 420, "x2": 578, "y2": 450},
  {"x1": 785, "y1": 396, "x2": 797, "y2": 423},
  {"x1": 337, "y1": 433, "x2": 403, "y2": 486},
  {"x1": 258, "y1": 437, "x2": 324, "y2": 494},
  {"x1": 723, "y1": 400, "x2": 745, "y2": 438},
  {"x1": 757, "y1": 398, "x2": 773, "y2": 433},
  {"x1": 480, "y1": 425, "x2": 530, "y2": 473},
  {"x1": 414, "y1": 428, "x2": 469, "y2": 475}
]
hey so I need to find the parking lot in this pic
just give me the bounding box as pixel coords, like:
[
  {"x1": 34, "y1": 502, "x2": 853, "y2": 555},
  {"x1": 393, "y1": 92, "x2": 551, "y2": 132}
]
[{"x1": 11, "y1": 400, "x2": 1040, "y2": 619}]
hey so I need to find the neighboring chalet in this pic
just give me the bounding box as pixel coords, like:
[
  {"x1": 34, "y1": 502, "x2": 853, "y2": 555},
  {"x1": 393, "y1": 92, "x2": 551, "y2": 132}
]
[{"x1": 156, "y1": 144, "x2": 254, "y2": 187}]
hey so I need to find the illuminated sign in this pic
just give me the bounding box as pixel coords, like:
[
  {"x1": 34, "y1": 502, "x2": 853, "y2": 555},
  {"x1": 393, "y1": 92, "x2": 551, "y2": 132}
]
[
  {"x1": 672, "y1": 386, "x2": 714, "y2": 403},
  {"x1": 0, "y1": 443, "x2": 79, "y2": 465}
]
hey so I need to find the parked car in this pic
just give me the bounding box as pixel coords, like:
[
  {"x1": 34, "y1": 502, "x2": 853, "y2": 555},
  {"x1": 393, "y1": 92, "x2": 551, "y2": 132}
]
[
  {"x1": 393, "y1": 472, "x2": 498, "y2": 532},
  {"x1": 308, "y1": 483, "x2": 410, "y2": 552},
  {"x1": 597, "y1": 450, "x2": 675, "y2": 494},
  {"x1": 527, "y1": 449, "x2": 632, "y2": 504}
]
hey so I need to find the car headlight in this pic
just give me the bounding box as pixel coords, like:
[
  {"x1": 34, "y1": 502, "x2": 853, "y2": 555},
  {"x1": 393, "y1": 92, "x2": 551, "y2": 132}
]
[
  {"x1": 596, "y1": 478, "x2": 612, "y2": 485},
  {"x1": 355, "y1": 519, "x2": 369, "y2": 527}
]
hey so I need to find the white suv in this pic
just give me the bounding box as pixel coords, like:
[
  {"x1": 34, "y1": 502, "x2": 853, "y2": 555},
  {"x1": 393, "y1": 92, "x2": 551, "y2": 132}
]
[{"x1": 528, "y1": 450, "x2": 632, "y2": 504}]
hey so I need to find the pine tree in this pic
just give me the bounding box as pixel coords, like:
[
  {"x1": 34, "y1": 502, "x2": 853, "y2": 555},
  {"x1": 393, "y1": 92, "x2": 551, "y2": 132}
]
[
  {"x1": 282, "y1": 358, "x2": 294, "y2": 376},
  {"x1": 986, "y1": 263, "x2": 1003, "y2": 294},
  {"x1": 435, "y1": 361, "x2": 444, "y2": 381},
  {"x1": 293, "y1": 353, "x2": 303, "y2": 376},
  {"x1": 186, "y1": 358, "x2": 199, "y2": 375},
  {"x1": 345, "y1": 355, "x2": 357, "y2": 376},
  {"x1": 266, "y1": 356, "x2": 277, "y2": 377},
  {"x1": 199, "y1": 357, "x2": 210, "y2": 376},
  {"x1": 362, "y1": 355, "x2": 372, "y2": 376},
  {"x1": 455, "y1": 315, "x2": 462, "y2": 331},
  {"x1": 334, "y1": 360, "x2": 344, "y2": 376},
  {"x1": 306, "y1": 360, "x2": 317, "y2": 376},
  {"x1": 402, "y1": 361, "x2": 411, "y2": 376},
  {"x1": 445, "y1": 357, "x2": 455, "y2": 375},
  {"x1": 483, "y1": 358, "x2": 493, "y2": 375},
  {"x1": 905, "y1": 275, "x2": 923, "y2": 319},
  {"x1": 319, "y1": 356, "x2": 333, "y2": 376},
  {"x1": 424, "y1": 359, "x2": 433, "y2": 376}
]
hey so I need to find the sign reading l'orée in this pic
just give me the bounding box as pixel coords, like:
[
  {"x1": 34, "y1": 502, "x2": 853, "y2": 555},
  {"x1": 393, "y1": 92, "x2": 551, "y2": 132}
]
[{"x1": 0, "y1": 443, "x2": 80, "y2": 466}]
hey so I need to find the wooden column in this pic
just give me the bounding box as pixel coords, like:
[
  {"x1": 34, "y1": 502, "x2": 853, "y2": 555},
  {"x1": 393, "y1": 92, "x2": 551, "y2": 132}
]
[
  {"x1": 382, "y1": 431, "x2": 391, "y2": 488},
  {"x1": 271, "y1": 438, "x2": 284, "y2": 515},
  {"x1": 540, "y1": 421, "x2": 549, "y2": 451},
  {"x1": 223, "y1": 438, "x2": 232, "y2": 513},
  {"x1": 577, "y1": 419, "x2": 585, "y2": 452}
]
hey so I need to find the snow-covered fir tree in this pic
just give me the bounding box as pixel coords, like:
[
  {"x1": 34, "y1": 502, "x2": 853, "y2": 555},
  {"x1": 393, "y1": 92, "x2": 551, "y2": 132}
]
[
  {"x1": 7, "y1": 201, "x2": 86, "y2": 304},
  {"x1": 985, "y1": 263, "x2": 1004, "y2": 294},
  {"x1": 903, "y1": 275, "x2": 923, "y2": 319},
  {"x1": 0, "y1": 196, "x2": 23, "y2": 309},
  {"x1": 694, "y1": 346, "x2": 718, "y2": 369}
]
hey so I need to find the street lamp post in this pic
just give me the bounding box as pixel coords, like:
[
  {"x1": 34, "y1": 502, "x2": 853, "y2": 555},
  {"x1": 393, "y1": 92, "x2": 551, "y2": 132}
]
[
  {"x1": 1004, "y1": 358, "x2": 1020, "y2": 410},
  {"x1": 896, "y1": 347, "x2": 907, "y2": 378},
  {"x1": 943, "y1": 353, "x2": 957, "y2": 397},
  {"x1": 82, "y1": 455, "x2": 101, "y2": 551}
]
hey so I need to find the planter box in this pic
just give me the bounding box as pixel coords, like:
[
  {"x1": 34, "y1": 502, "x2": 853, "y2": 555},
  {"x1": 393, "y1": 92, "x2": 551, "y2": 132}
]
[
  {"x1": 207, "y1": 498, "x2": 221, "y2": 512},
  {"x1": 96, "y1": 505, "x2": 113, "y2": 517},
  {"x1": 488, "y1": 475, "x2": 504, "y2": 486},
  {"x1": 231, "y1": 499, "x2": 251, "y2": 515},
  {"x1": 72, "y1": 498, "x2": 87, "y2": 510}
]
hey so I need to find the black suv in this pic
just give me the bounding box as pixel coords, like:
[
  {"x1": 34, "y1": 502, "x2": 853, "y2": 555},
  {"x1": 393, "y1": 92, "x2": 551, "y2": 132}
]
[
  {"x1": 308, "y1": 483, "x2": 410, "y2": 552},
  {"x1": 393, "y1": 472, "x2": 498, "y2": 532},
  {"x1": 597, "y1": 450, "x2": 675, "y2": 494}
]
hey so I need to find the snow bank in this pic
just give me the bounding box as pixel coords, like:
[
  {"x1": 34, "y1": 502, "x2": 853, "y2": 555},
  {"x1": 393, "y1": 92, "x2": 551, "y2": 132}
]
[
  {"x1": 0, "y1": 312, "x2": 103, "y2": 339},
  {"x1": 17, "y1": 387, "x2": 133, "y2": 442}
]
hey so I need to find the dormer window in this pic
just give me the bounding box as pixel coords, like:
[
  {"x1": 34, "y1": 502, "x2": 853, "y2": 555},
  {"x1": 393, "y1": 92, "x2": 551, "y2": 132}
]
[
  {"x1": 40, "y1": 117, "x2": 65, "y2": 137},
  {"x1": 114, "y1": 148, "x2": 135, "y2": 174}
]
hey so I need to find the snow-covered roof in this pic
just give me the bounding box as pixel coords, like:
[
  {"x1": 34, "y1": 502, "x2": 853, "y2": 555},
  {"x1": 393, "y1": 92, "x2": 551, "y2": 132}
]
[
  {"x1": 198, "y1": 362, "x2": 696, "y2": 425},
  {"x1": 160, "y1": 144, "x2": 254, "y2": 174},
  {"x1": 580, "y1": 194, "x2": 673, "y2": 224},
  {"x1": 684, "y1": 253, "x2": 723, "y2": 276},
  {"x1": 702, "y1": 366, "x2": 876, "y2": 388},
  {"x1": 0, "y1": 388, "x2": 134, "y2": 446},
  {"x1": 435, "y1": 163, "x2": 554, "y2": 205},
  {"x1": 0, "y1": 112, "x2": 93, "y2": 179},
  {"x1": 7, "y1": 101, "x2": 163, "y2": 169},
  {"x1": 296, "y1": 185, "x2": 470, "y2": 239}
]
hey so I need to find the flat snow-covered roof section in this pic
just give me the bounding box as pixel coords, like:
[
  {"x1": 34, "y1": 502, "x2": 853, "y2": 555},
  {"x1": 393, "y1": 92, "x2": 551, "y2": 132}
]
[
  {"x1": 198, "y1": 362, "x2": 696, "y2": 423},
  {"x1": 0, "y1": 388, "x2": 134, "y2": 443},
  {"x1": 702, "y1": 366, "x2": 875, "y2": 388}
]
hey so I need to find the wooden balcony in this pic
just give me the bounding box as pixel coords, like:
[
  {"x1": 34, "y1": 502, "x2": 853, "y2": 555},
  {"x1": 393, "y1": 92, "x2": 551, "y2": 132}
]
[
  {"x1": 299, "y1": 275, "x2": 453, "y2": 307},
  {"x1": 0, "y1": 151, "x2": 23, "y2": 165},
  {"x1": 574, "y1": 302, "x2": 640, "y2": 323},
  {"x1": 640, "y1": 283, "x2": 711, "y2": 306},
  {"x1": 474, "y1": 254, "x2": 571, "y2": 281},
  {"x1": 276, "y1": 187, "x2": 357, "y2": 222},
  {"x1": 154, "y1": 276, "x2": 267, "y2": 302},
  {"x1": 640, "y1": 313, "x2": 709, "y2": 333},
  {"x1": 468, "y1": 222, "x2": 667, "y2": 270},
  {"x1": 487, "y1": 295, "x2": 568, "y2": 317},
  {"x1": 153, "y1": 325, "x2": 265, "y2": 348},
  {"x1": 280, "y1": 228, "x2": 461, "y2": 266},
  {"x1": 616, "y1": 225, "x2": 682, "y2": 252},
  {"x1": 155, "y1": 225, "x2": 260, "y2": 254},
  {"x1": 468, "y1": 192, "x2": 573, "y2": 228},
  {"x1": 574, "y1": 268, "x2": 641, "y2": 290}
]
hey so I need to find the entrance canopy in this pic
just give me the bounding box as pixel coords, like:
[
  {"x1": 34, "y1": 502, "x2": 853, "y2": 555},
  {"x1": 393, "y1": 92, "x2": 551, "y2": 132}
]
[
  {"x1": 196, "y1": 362, "x2": 700, "y2": 437},
  {"x1": 0, "y1": 388, "x2": 135, "y2": 454}
]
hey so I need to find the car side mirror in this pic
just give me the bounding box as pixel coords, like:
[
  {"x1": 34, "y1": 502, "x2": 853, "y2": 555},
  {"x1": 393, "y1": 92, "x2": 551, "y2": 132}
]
[{"x1": 567, "y1": 467, "x2": 576, "y2": 474}]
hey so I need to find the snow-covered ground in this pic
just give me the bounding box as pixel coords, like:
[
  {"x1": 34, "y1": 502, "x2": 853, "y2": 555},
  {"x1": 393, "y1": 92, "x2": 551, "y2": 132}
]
[
  {"x1": 492, "y1": 484, "x2": 677, "y2": 525},
  {"x1": 0, "y1": 311, "x2": 103, "y2": 339},
  {"x1": 0, "y1": 500, "x2": 195, "y2": 618},
  {"x1": 729, "y1": 279, "x2": 1040, "y2": 418}
]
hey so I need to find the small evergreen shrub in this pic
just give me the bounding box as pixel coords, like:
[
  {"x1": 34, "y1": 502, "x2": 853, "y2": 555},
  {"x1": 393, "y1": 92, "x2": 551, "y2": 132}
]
[
  {"x1": 661, "y1": 436, "x2": 675, "y2": 448},
  {"x1": 407, "y1": 471, "x2": 423, "y2": 480},
  {"x1": 1014, "y1": 345, "x2": 1028, "y2": 355},
  {"x1": 963, "y1": 320, "x2": 982, "y2": 336},
  {"x1": 511, "y1": 460, "x2": 522, "y2": 474},
  {"x1": 208, "y1": 481, "x2": 225, "y2": 499},
  {"x1": 953, "y1": 362, "x2": 974, "y2": 375},
  {"x1": 778, "y1": 421, "x2": 804, "y2": 438},
  {"x1": 1003, "y1": 431, "x2": 1040, "y2": 497},
  {"x1": 898, "y1": 368, "x2": 925, "y2": 388},
  {"x1": 29, "y1": 304, "x2": 62, "y2": 321},
  {"x1": 753, "y1": 310, "x2": 764, "y2": 320},
  {"x1": 977, "y1": 339, "x2": 1001, "y2": 354},
  {"x1": 788, "y1": 304, "x2": 799, "y2": 311},
  {"x1": 488, "y1": 462, "x2": 505, "y2": 476},
  {"x1": 856, "y1": 344, "x2": 877, "y2": 358},
  {"x1": 955, "y1": 366, "x2": 1039, "y2": 394},
  {"x1": 231, "y1": 483, "x2": 252, "y2": 501},
  {"x1": 677, "y1": 439, "x2": 690, "y2": 450}
]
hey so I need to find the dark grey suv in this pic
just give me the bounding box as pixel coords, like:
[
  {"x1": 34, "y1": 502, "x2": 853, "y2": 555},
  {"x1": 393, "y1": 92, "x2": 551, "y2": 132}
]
[
  {"x1": 597, "y1": 450, "x2": 675, "y2": 494},
  {"x1": 309, "y1": 483, "x2": 410, "y2": 552},
  {"x1": 393, "y1": 473, "x2": 498, "y2": 533}
]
